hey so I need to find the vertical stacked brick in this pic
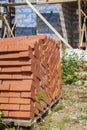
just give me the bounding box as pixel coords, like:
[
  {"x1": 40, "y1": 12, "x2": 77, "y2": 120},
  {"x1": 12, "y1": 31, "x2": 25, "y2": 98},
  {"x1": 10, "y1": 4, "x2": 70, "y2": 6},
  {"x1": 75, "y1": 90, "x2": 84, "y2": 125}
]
[{"x1": 0, "y1": 35, "x2": 62, "y2": 120}]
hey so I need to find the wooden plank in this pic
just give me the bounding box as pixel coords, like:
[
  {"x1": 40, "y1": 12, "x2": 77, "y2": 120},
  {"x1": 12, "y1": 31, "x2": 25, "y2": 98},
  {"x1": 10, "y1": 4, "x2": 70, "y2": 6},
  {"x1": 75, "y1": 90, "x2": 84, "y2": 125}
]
[
  {"x1": 3, "y1": 15, "x2": 14, "y2": 37},
  {"x1": 0, "y1": 0, "x2": 77, "y2": 7},
  {"x1": 80, "y1": 18, "x2": 86, "y2": 47},
  {"x1": 48, "y1": 0, "x2": 77, "y2": 2},
  {"x1": 81, "y1": 9, "x2": 87, "y2": 19}
]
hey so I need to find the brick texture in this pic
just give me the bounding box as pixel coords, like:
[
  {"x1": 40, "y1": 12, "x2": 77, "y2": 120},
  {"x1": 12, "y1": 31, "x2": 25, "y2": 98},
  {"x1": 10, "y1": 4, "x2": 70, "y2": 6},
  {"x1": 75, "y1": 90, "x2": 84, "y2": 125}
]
[{"x1": 0, "y1": 35, "x2": 62, "y2": 120}]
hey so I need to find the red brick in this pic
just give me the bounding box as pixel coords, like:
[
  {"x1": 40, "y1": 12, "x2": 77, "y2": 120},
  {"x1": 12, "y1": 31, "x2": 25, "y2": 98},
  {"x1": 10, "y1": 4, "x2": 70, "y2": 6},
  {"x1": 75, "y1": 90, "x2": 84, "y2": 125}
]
[
  {"x1": 46, "y1": 87, "x2": 53, "y2": 100},
  {"x1": 0, "y1": 80, "x2": 2, "y2": 84},
  {"x1": 35, "y1": 102, "x2": 44, "y2": 112},
  {"x1": 0, "y1": 104, "x2": 19, "y2": 110},
  {"x1": 1, "y1": 66, "x2": 32, "y2": 73},
  {"x1": 43, "y1": 95, "x2": 51, "y2": 105},
  {"x1": 0, "y1": 35, "x2": 62, "y2": 120},
  {"x1": 9, "y1": 111, "x2": 34, "y2": 119},
  {"x1": 0, "y1": 51, "x2": 29, "y2": 60},
  {"x1": 38, "y1": 88, "x2": 51, "y2": 105},
  {"x1": 0, "y1": 84, "x2": 10, "y2": 91},
  {"x1": 28, "y1": 46, "x2": 34, "y2": 58},
  {"x1": 0, "y1": 92, "x2": 20, "y2": 97},
  {"x1": 0, "y1": 36, "x2": 23, "y2": 44},
  {"x1": 21, "y1": 92, "x2": 35, "y2": 99},
  {"x1": 19, "y1": 51, "x2": 29, "y2": 57},
  {"x1": 0, "y1": 45, "x2": 8, "y2": 52},
  {"x1": 42, "y1": 37, "x2": 50, "y2": 49},
  {"x1": 0, "y1": 59, "x2": 31, "y2": 66},
  {"x1": 20, "y1": 105, "x2": 38, "y2": 115},
  {"x1": 7, "y1": 41, "x2": 37, "y2": 52},
  {"x1": 1, "y1": 67, "x2": 21, "y2": 73},
  {"x1": 7, "y1": 44, "x2": 29, "y2": 52},
  {"x1": 3, "y1": 80, "x2": 31, "y2": 84},
  {"x1": 0, "y1": 98, "x2": 9, "y2": 103},
  {"x1": 29, "y1": 35, "x2": 47, "y2": 41},
  {"x1": 9, "y1": 98, "x2": 32, "y2": 104},
  {"x1": 55, "y1": 87, "x2": 62, "y2": 99},
  {"x1": 21, "y1": 66, "x2": 32, "y2": 72},
  {"x1": 33, "y1": 44, "x2": 41, "y2": 58},
  {"x1": 12, "y1": 73, "x2": 33, "y2": 80},
  {"x1": 0, "y1": 35, "x2": 46, "y2": 45},
  {"x1": 0, "y1": 74, "x2": 12, "y2": 79},
  {"x1": 10, "y1": 81, "x2": 33, "y2": 91},
  {"x1": 3, "y1": 111, "x2": 9, "y2": 117}
]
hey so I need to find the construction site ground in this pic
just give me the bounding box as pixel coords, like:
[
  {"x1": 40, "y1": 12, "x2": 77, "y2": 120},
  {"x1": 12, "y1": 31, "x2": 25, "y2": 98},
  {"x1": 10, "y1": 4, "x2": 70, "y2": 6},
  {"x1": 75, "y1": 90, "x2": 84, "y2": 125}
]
[{"x1": 32, "y1": 84, "x2": 87, "y2": 130}]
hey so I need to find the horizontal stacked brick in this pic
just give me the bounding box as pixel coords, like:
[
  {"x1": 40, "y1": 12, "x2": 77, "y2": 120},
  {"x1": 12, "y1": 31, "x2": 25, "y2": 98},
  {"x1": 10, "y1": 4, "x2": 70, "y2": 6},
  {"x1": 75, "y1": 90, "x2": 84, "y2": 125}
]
[{"x1": 0, "y1": 35, "x2": 62, "y2": 120}]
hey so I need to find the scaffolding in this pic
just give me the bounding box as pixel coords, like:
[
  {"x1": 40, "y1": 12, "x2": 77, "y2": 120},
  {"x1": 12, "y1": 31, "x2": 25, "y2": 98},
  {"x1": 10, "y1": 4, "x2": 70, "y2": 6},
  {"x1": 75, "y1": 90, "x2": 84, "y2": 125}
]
[{"x1": 0, "y1": 0, "x2": 87, "y2": 48}]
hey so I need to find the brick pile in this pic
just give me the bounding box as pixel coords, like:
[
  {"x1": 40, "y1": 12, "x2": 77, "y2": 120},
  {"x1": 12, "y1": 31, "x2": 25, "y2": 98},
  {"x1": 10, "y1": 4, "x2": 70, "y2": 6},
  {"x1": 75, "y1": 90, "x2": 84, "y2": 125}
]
[{"x1": 0, "y1": 35, "x2": 62, "y2": 120}]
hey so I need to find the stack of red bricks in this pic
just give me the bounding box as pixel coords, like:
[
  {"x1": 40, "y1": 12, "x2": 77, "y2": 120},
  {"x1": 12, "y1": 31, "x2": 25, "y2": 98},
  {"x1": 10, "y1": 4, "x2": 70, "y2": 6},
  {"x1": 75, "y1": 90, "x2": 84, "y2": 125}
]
[{"x1": 0, "y1": 35, "x2": 62, "y2": 120}]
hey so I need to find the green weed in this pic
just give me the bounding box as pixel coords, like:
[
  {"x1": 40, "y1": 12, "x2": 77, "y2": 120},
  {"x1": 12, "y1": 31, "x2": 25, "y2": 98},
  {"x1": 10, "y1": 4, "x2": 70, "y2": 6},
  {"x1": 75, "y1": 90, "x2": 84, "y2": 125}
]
[
  {"x1": 63, "y1": 93, "x2": 69, "y2": 100},
  {"x1": 39, "y1": 124, "x2": 65, "y2": 130},
  {"x1": 80, "y1": 107, "x2": 87, "y2": 113},
  {"x1": 78, "y1": 114, "x2": 87, "y2": 120},
  {"x1": 62, "y1": 49, "x2": 85, "y2": 85},
  {"x1": 57, "y1": 120, "x2": 66, "y2": 130},
  {"x1": 52, "y1": 101, "x2": 64, "y2": 112},
  {"x1": 69, "y1": 97, "x2": 76, "y2": 103},
  {"x1": 35, "y1": 90, "x2": 45, "y2": 106},
  {"x1": 0, "y1": 111, "x2": 3, "y2": 118},
  {"x1": 63, "y1": 116, "x2": 71, "y2": 123},
  {"x1": 0, "y1": 111, "x2": 8, "y2": 129}
]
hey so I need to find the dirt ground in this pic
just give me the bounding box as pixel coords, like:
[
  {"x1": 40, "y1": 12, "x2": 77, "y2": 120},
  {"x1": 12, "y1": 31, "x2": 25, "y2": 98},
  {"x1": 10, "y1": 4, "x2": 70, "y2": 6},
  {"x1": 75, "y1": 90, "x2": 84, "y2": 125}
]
[{"x1": 32, "y1": 85, "x2": 87, "y2": 130}]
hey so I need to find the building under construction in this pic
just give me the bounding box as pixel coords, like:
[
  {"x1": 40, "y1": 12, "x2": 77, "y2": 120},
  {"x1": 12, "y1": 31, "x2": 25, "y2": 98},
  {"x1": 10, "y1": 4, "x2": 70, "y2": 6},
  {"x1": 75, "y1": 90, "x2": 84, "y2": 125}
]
[
  {"x1": 0, "y1": 0, "x2": 87, "y2": 48},
  {"x1": 0, "y1": 0, "x2": 87, "y2": 126}
]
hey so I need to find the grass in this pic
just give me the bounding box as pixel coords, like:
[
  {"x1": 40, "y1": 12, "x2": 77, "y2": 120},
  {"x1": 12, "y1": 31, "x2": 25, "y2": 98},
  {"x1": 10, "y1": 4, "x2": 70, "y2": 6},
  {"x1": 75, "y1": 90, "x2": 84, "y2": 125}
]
[
  {"x1": 78, "y1": 114, "x2": 87, "y2": 120},
  {"x1": 62, "y1": 93, "x2": 69, "y2": 100},
  {"x1": 52, "y1": 101, "x2": 64, "y2": 112},
  {"x1": 69, "y1": 97, "x2": 76, "y2": 103},
  {"x1": 78, "y1": 93, "x2": 87, "y2": 102},
  {"x1": 62, "y1": 48, "x2": 85, "y2": 85},
  {"x1": 80, "y1": 107, "x2": 87, "y2": 113},
  {"x1": 63, "y1": 93, "x2": 76, "y2": 103},
  {"x1": 63, "y1": 116, "x2": 71, "y2": 123},
  {"x1": 38, "y1": 120, "x2": 66, "y2": 130},
  {"x1": 57, "y1": 120, "x2": 66, "y2": 130},
  {"x1": 0, "y1": 111, "x2": 9, "y2": 130}
]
